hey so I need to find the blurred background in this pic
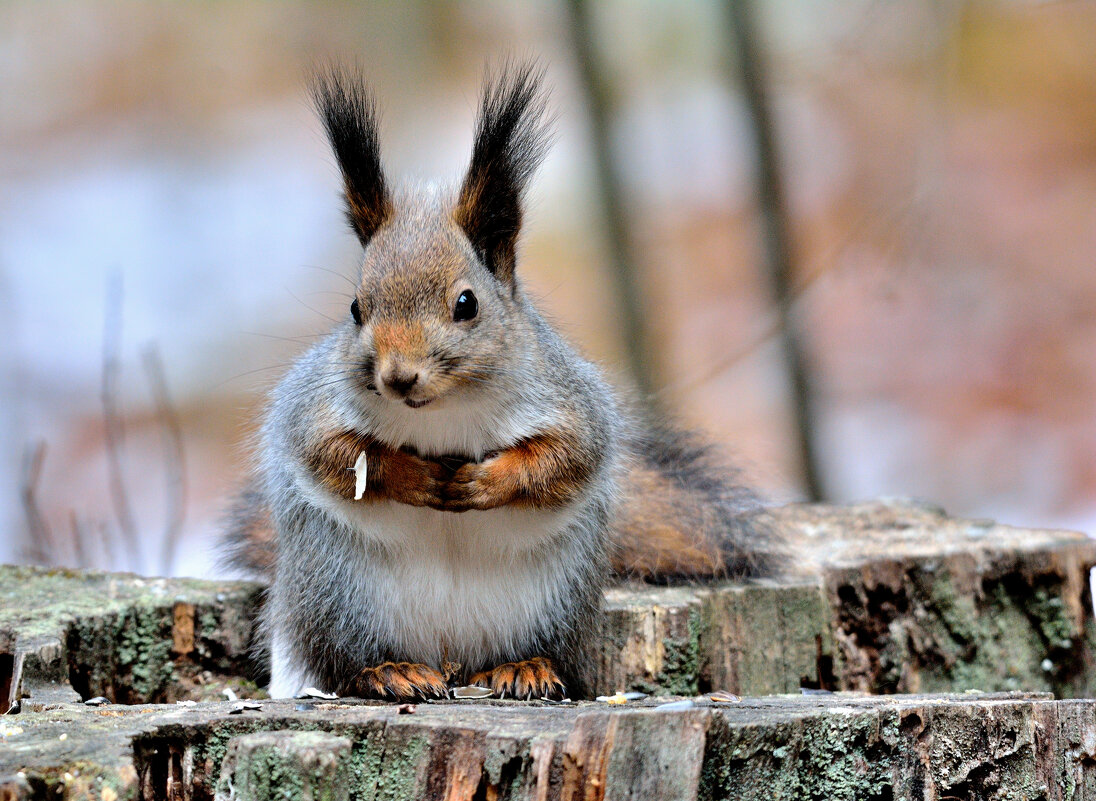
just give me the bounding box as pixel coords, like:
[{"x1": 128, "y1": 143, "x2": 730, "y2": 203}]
[{"x1": 2, "y1": 0, "x2": 1095, "y2": 578}]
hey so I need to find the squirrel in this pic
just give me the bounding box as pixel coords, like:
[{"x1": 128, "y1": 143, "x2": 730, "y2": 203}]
[{"x1": 222, "y1": 63, "x2": 784, "y2": 702}]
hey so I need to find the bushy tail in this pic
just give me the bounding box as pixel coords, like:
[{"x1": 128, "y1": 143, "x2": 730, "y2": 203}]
[
  {"x1": 220, "y1": 484, "x2": 277, "y2": 580},
  {"x1": 609, "y1": 420, "x2": 784, "y2": 582}
]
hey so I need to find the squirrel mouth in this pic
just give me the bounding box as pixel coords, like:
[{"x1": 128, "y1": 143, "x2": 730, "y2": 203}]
[{"x1": 404, "y1": 397, "x2": 434, "y2": 409}]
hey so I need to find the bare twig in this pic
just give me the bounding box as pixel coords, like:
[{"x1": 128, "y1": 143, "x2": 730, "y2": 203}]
[
  {"x1": 69, "y1": 511, "x2": 89, "y2": 569},
  {"x1": 725, "y1": 0, "x2": 825, "y2": 501},
  {"x1": 21, "y1": 282, "x2": 189, "y2": 574},
  {"x1": 142, "y1": 344, "x2": 187, "y2": 576},
  {"x1": 102, "y1": 274, "x2": 141, "y2": 569},
  {"x1": 20, "y1": 441, "x2": 54, "y2": 565},
  {"x1": 564, "y1": 0, "x2": 658, "y2": 399},
  {"x1": 97, "y1": 520, "x2": 118, "y2": 573}
]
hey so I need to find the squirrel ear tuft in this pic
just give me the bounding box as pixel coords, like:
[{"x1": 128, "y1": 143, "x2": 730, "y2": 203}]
[
  {"x1": 455, "y1": 62, "x2": 553, "y2": 285},
  {"x1": 313, "y1": 68, "x2": 392, "y2": 247}
]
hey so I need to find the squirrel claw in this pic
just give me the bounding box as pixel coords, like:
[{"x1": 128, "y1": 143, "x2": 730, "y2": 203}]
[
  {"x1": 351, "y1": 662, "x2": 449, "y2": 700},
  {"x1": 469, "y1": 657, "x2": 565, "y2": 700}
]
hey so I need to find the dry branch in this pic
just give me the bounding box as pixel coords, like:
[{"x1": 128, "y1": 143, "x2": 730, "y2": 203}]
[
  {"x1": 142, "y1": 344, "x2": 187, "y2": 575},
  {"x1": 101, "y1": 274, "x2": 141, "y2": 569},
  {"x1": 19, "y1": 441, "x2": 54, "y2": 565}
]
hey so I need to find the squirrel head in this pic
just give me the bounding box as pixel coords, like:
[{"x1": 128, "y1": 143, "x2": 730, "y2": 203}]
[{"x1": 314, "y1": 63, "x2": 552, "y2": 410}]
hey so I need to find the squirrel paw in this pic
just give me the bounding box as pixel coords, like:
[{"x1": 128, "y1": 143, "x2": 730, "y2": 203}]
[
  {"x1": 351, "y1": 662, "x2": 449, "y2": 700},
  {"x1": 441, "y1": 460, "x2": 511, "y2": 512},
  {"x1": 469, "y1": 657, "x2": 565, "y2": 700}
]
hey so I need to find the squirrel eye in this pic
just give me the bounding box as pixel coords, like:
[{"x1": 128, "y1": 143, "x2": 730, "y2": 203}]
[
  {"x1": 453, "y1": 290, "x2": 478, "y2": 322},
  {"x1": 350, "y1": 298, "x2": 362, "y2": 326}
]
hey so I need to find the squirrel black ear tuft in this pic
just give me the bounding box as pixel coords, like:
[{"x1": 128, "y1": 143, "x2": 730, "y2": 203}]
[
  {"x1": 455, "y1": 61, "x2": 553, "y2": 285},
  {"x1": 313, "y1": 68, "x2": 392, "y2": 247}
]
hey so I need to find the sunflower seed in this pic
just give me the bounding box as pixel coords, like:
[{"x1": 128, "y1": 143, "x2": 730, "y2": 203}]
[
  {"x1": 708, "y1": 691, "x2": 741, "y2": 703},
  {"x1": 655, "y1": 699, "x2": 696, "y2": 711},
  {"x1": 595, "y1": 693, "x2": 629, "y2": 704},
  {"x1": 353, "y1": 452, "x2": 368, "y2": 499},
  {"x1": 229, "y1": 701, "x2": 262, "y2": 714}
]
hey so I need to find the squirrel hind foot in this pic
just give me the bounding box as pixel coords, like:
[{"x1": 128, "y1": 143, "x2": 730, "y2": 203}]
[
  {"x1": 351, "y1": 662, "x2": 449, "y2": 700},
  {"x1": 470, "y1": 657, "x2": 565, "y2": 700}
]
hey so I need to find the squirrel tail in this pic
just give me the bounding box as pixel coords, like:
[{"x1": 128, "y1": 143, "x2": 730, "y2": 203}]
[
  {"x1": 609, "y1": 419, "x2": 784, "y2": 582},
  {"x1": 219, "y1": 484, "x2": 277, "y2": 580}
]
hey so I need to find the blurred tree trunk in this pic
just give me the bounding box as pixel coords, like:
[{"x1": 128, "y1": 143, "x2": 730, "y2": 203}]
[
  {"x1": 564, "y1": 0, "x2": 658, "y2": 399},
  {"x1": 725, "y1": 0, "x2": 825, "y2": 501}
]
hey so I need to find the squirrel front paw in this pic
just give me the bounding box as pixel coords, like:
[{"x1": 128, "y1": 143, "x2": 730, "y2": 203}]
[
  {"x1": 385, "y1": 452, "x2": 452, "y2": 509},
  {"x1": 350, "y1": 662, "x2": 449, "y2": 700},
  {"x1": 441, "y1": 460, "x2": 513, "y2": 512},
  {"x1": 469, "y1": 657, "x2": 565, "y2": 700}
]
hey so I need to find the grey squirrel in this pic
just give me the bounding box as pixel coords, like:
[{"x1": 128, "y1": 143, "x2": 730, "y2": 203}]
[{"x1": 223, "y1": 63, "x2": 783, "y2": 701}]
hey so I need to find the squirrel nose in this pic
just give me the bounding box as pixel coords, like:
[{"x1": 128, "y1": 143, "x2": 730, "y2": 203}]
[{"x1": 381, "y1": 369, "x2": 419, "y2": 397}]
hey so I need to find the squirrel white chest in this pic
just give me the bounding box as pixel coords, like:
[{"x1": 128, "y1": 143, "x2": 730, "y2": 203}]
[{"x1": 334, "y1": 499, "x2": 583, "y2": 668}]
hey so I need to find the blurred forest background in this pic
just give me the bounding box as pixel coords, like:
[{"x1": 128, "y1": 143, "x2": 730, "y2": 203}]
[{"x1": 2, "y1": 0, "x2": 1095, "y2": 578}]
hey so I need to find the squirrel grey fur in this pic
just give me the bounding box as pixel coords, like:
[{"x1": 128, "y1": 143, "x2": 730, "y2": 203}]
[{"x1": 223, "y1": 63, "x2": 783, "y2": 701}]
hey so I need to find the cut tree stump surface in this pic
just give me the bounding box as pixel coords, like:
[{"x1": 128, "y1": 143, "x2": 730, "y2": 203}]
[{"x1": 4, "y1": 692, "x2": 1096, "y2": 800}]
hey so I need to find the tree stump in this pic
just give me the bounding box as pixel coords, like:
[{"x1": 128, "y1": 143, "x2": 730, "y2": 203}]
[
  {"x1": 3, "y1": 693, "x2": 1096, "y2": 799},
  {"x1": 1, "y1": 500, "x2": 1094, "y2": 799},
  {"x1": 606, "y1": 500, "x2": 1096, "y2": 697},
  {"x1": 214, "y1": 730, "x2": 351, "y2": 801}
]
